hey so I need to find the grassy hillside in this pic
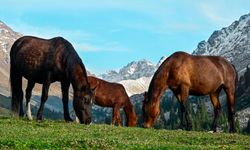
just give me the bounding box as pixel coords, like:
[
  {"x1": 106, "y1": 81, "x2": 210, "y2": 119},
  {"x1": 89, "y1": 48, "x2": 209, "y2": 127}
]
[{"x1": 0, "y1": 117, "x2": 249, "y2": 149}]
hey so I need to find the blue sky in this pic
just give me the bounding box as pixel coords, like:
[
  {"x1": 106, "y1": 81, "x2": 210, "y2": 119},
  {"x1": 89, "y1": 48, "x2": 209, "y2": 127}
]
[{"x1": 1, "y1": 0, "x2": 250, "y2": 75}]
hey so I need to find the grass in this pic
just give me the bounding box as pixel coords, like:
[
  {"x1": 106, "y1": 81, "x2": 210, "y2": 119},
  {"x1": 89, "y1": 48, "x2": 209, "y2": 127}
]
[{"x1": 0, "y1": 117, "x2": 249, "y2": 149}]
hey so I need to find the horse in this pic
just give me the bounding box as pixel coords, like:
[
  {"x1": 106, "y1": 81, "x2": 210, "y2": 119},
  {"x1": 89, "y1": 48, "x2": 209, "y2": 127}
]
[
  {"x1": 143, "y1": 51, "x2": 237, "y2": 133},
  {"x1": 88, "y1": 76, "x2": 137, "y2": 127},
  {"x1": 10, "y1": 36, "x2": 94, "y2": 124}
]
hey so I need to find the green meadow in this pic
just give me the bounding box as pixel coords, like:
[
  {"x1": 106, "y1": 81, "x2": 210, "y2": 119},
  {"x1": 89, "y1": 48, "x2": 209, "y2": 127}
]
[{"x1": 0, "y1": 116, "x2": 249, "y2": 149}]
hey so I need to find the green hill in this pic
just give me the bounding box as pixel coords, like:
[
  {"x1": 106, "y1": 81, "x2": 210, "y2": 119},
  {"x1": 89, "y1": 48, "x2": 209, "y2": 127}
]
[{"x1": 0, "y1": 117, "x2": 249, "y2": 149}]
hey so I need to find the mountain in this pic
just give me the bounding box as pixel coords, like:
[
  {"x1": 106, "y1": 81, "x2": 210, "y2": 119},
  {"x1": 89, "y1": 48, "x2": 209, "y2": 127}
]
[
  {"x1": 99, "y1": 56, "x2": 167, "y2": 96},
  {"x1": 99, "y1": 59, "x2": 156, "y2": 96},
  {"x1": 0, "y1": 21, "x2": 22, "y2": 95},
  {"x1": 100, "y1": 59, "x2": 156, "y2": 82},
  {"x1": 193, "y1": 13, "x2": 250, "y2": 74}
]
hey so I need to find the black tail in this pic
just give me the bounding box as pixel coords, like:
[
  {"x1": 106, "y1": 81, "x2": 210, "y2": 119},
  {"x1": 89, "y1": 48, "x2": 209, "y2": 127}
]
[{"x1": 10, "y1": 43, "x2": 23, "y2": 115}]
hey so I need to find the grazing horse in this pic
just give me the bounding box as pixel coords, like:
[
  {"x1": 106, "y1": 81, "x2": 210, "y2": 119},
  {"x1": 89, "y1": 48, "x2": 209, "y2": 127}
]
[
  {"x1": 10, "y1": 36, "x2": 94, "y2": 124},
  {"x1": 143, "y1": 51, "x2": 237, "y2": 132},
  {"x1": 88, "y1": 76, "x2": 137, "y2": 127}
]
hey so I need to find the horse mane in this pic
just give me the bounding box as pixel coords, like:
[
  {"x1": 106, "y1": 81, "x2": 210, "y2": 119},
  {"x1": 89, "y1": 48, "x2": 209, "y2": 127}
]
[
  {"x1": 51, "y1": 37, "x2": 90, "y2": 87},
  {"x1": 147, "y1": 55, "x2": 171, "y2": 103}
]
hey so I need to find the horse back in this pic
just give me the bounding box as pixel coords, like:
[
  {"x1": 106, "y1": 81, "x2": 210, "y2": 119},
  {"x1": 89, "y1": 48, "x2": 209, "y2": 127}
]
[
  {"x1": 162, "y1": 52, "x2": 237, "y2": 94},
  {"x1": 10, "y1": 36, "x2": 78, "y2": 82},
  {"x1": 88, "y1": 76, "x2": 129, "y2": 106}
]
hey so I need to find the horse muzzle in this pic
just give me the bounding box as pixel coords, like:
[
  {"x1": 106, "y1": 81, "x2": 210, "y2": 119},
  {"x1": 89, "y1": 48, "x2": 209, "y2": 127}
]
[{"x1": 143, "y1": 123, "x2": 151, "y2": 128}]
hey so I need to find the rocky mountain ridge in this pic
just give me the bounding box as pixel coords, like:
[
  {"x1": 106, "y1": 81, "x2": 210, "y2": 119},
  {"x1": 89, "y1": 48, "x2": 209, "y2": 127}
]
[{"x1": 193, "y1": 13, "x2": 250, "y2": 73}]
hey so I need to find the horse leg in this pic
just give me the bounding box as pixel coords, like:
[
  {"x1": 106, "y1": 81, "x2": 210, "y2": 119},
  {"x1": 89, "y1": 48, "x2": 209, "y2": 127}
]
[
  {"x1": 117, "y1": 110, "x2": 122, "y2": 127},
  {"x1": 111, "y1": 107, "x2": 116, "y2": 126},
  {"x1": 61, "y1": 81, "x2": 73, "y2": 122},
  {"x1": 209, "y1": 91, "x2": 221, "y2": 132},
  {"x1": 175, "y1": 94, "x2": 185, "y2": 128},
  {"x1": 37, "y1": 74, "x2": 51, "y2": 121},
  {"x1": 17, "y1": 77, "x2": 24, "y2": 117},
  {"x1": 18, "y1": 85, "x2": 24, "y2": 117},
  {"x1": 176, "y1": 86, "x2": 192, "y2": 130},
  {"x1": 25, "y1": 81, "x2": 35, "y2": 120},
  {"x1": 225, "y1": 88, "x2": 236, "y2": 133},
  {"x1": 111, "y1": 104, "x2": 122, "y2": 126}
]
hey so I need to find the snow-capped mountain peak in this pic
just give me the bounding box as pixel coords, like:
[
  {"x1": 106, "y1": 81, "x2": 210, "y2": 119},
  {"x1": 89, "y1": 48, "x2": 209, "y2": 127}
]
[
  {"x1": 193, "y1": 13, "x2": 250, "y2": 72},
  {"x1": 99, "y1": 59, "x2": 156, "y2": 82}
]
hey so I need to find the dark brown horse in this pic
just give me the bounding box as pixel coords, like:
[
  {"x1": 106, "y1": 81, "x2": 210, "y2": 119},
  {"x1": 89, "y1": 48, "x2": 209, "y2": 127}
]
[
  {"x1": 143, "y1": 51, "x2": 237, "y2": 132},
  {"x1": 10, "y1": 36, "x2": 94, "y2": 124},
  {"x1": 88, "y1": 76, "x2": 137, "y2": 127}
]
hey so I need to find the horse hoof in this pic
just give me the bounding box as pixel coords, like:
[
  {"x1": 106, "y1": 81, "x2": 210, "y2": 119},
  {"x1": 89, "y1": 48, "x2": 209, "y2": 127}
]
[
  {"x1": 65, "y1": 118, "x2": 73, "y2": 123},
  {"x1": 229, "y1": 129, "x2": 237, "y2": 133},
  {"x1": 37, "y1": 120, "x2": 42, "y2": 123},
  {"x1": 26, "y1": 114, "x2": 33, "y2": 121},
  {"x1": 28, "y1": 116, "x2": 33, "y2": 121}
]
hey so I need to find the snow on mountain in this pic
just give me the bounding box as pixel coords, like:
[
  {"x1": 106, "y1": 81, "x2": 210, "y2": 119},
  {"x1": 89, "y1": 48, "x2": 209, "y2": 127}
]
[
  {"x1": 100, "y1": 59, "x2": 155, "y2": 82},
  {"x1": 99, "y1": 57, "x2": 169, "y2": 95},
  {"x1": 119, "y1": 77, "x2": 152, "y2": 96},
  {"x1": 193, "y1": 13, "x2": 250, "y2": 73},
  {"x1": 99, "y1": 70, "x2": 121, "y2": 82}
]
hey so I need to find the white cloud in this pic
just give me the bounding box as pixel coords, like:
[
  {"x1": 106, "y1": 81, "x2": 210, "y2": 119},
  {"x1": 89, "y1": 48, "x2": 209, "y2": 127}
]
[
  {"x1": 198, "y1": 1, "x2": 250, "y2": 27},
  {"x1": 199, "y1": 3, "x2": 232, "y2": 26},
  {"x1": 7, "y1": 20, "x2": 130, "y2": 53},
  {"x1": 74, "y1": 43, "x2": 101, "y2": 52},
  {"x1": 8, "y1": 20, "x2": 91, "y2": 41}
]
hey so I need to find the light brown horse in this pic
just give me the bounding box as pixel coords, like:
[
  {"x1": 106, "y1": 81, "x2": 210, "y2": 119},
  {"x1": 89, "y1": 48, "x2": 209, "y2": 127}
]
[
  {"x1": 143, "y1": 51, "x2": 237, "y2": 132},
  {"x1": 88, "y1": 76, "x2": 137, "y2": 127}
]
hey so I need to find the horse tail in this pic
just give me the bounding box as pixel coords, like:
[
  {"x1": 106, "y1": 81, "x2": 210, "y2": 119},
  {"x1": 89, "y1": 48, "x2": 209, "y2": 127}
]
[
  {"x1": 123, "y1": 95, "x2": 137, "y2": 127},
  {"x1": 10, "y1": 41, "x2": 23, "y2": 115}
]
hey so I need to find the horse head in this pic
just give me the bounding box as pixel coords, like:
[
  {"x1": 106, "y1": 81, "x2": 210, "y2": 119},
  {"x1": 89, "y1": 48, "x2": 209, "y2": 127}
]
[
  {"x1": 142, "y1": 91, "x2": 160, "y2": 128},
  {"x1": 74, "y1": 85, "x2": 96, "y2": 124}
]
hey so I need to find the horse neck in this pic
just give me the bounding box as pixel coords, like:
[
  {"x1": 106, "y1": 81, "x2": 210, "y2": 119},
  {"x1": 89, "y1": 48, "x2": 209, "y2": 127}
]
[
  {"x1": 124, "y1": 97, "x2": 137, "y2": 124},
  {"x1": 70, "y1": 63, "x2": 89, "y2": 91},
  {"x1": 148, "y1": 66, "x2": 169, "y2": 104}
]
